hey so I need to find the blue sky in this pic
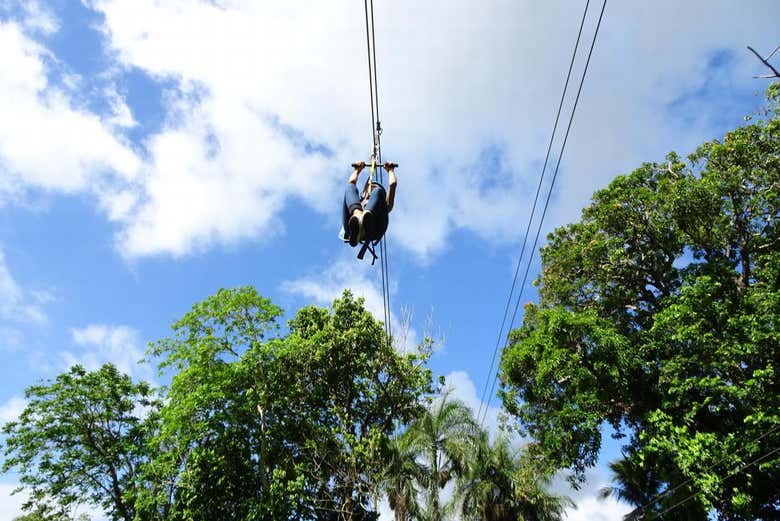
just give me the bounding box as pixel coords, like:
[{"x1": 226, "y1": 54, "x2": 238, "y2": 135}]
[{"x1": 1, "y1": 1, "x2": 779, "y2": 519}]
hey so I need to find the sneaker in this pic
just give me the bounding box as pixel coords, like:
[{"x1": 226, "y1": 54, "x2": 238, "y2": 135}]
[
  {"x1": 348, "y1": 215, "x2": 360, "y2": 247},
  {"x1": 362, "y1": 210, "x2": 374, "y2": 241}
]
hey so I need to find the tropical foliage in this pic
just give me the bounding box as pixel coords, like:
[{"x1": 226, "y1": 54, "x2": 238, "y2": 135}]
[
  {"x1": 7, "y1": 86, "x2": 779, "y2": 521},
  {"x1": 500, "y1": 85, "x2": 780, "y2": 518},
  {"x1": 2, "y1": 364, "x2": 156, "y2": 521},
  {"x1": 2, "y1": 288, "x2": 566, "y2": 521},
  {"x1": 387, "y1": 392, "x2": 571, "y2": 521},
  {"x1": 454, "y1": 431, "x2": 572, "y2": 521}
]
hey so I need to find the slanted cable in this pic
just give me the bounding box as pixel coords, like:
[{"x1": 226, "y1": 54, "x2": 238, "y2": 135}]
[
  {"x1": 645, "y1": 444, "x2": 780, "y2": 520},
  {"x1": 476, "y1": 0, "x2": 592, "y2": 424},
  {"x1": 363, "y1": 0, "x2": 377, "y2": 147},
  {"x1": 363, "y1": 0, "x2": 392, "y2": 344},
  {"x1": 370, "y1": 0, "x2": 392, "y2": 344},
  {"x1": 632, "y1": 422, "x2": 780, "y2": 519},
  {"x1": 480, "y1": 0, "x2": 608, "y2": 427}
]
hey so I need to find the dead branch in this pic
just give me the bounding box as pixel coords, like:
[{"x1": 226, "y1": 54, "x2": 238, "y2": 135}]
[{"x1": 748, "y1": 45, "x2": 780, "y2": 79}]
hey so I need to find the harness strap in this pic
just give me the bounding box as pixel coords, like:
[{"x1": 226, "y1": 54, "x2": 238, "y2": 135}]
[
  {"x1": 357, "y1": 239, "x2": 379, "y2": 265},
  {"x1": 362, "y1": 156, "x2": 378, "y2": 199}
]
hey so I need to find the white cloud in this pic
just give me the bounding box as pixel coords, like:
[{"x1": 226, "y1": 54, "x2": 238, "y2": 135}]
[
  {"x1": 564, "y1": 495, "x2": 631, "y2": 521},
  {"x1": 282, "y1": 255, "x2": 419, "y2": 351},
  {"x1": 80, "y1": 0, "x2": 780, "y2": 262},
  {"x1": 21, "y1": 1, "x2": 58, "y2": 34},
  {"x1": 0, "y1": 481, "x2": 108, "y2": 521},
  {"x1": 0, "y1": 18, "x2": 140, "y2": 201},
  {"x1": 0, "y1": 482, "x2": 27, "y2": 521},
  {"x1": 0, "y1": 248, "x2": 47, "y2": 324},
  {"x1": 550, "y1": 464, "x2": 634, "y2": 521},
  {"x1": 377, "y1": 499, "x2": 394, "y2": 521},
  {"x1": 1, "y1": 0, "x2": 59, "y2": 35},
  {"x1": 444, "y1": 370, "x2": 504, "y2": 439},
  {"x1": 0, "y1": 395, "x2": 26, "y2": 424},
  {"x1": 67, "y1": 324, "x2": 152, "y2": 381},
  {"x1": 1, "y1": 1, "x2": 778, "y2": 262},
  {"x1": 104, "y1": 85, "x2": 137, "y2": 129}
]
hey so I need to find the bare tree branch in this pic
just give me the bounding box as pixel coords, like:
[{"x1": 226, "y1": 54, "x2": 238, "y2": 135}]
[{"x1": 748, "y1": 45, "x2": 780, "y2": 79}]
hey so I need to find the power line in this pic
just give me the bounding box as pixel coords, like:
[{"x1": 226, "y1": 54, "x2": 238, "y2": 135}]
[
  {"x1": 372, "y1": 0, "x2": 391, "y2": 342},
  {"x1": 371, "y1": 0, "x2": 391, "y2": 344},
  {"x1": 476, "y1": 0, "x2": 592, "y2": 424},
  {"x1": 370, "y1": 0, "x2": 381, "y2": 124},
  {"x1": 644, "y1": 443, "x2": 780, "y2": 520},
  {"x1": 633, "y1": 422, "x2": 780, "y2": 519},
  {"x1": 480, "y1": 0, "x2": 607, "y2": 426},
  {"x1": 363, "y1": 0, "x2": 392, "y2": 344},
  {"x1": 363, "y1": 0, "x2": 376, "y2": 144}
]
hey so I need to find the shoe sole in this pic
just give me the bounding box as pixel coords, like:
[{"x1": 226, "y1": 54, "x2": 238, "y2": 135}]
[
  {"x1": 362, "y1": 211, "x2": 373, "y2": 241},
  {"x1": 348, "y1": 216, "x2": 360, "y2": 247}
]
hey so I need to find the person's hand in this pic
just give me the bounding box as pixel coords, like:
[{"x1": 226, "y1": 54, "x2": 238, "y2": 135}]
[
  {"x1": 383, "y1": 161, "x2": 397, "y2": 171},
  {"x1": 352, "y1": 161, "x2": 366, "y2": 171}
]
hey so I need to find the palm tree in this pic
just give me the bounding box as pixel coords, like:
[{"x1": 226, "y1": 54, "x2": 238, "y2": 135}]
[
  {"x1": 599, "y1": 456, "x2": 706, "y2": 520},
  {"x1": 404, "y1": 390, "x2": 478, "y2": 521},
  {"x1": 513, "y1": 464, "x2": 573, "y2": 521},
  {"x1": 455, "y1": 430, "x2": 516, "y2": 521},
  {"x1": 381, "y1": 432, "x2": 424, "y2": 521},
  {"x1": 599, "y1": 457, "x2": 663, "y2": 520},
  {"x1": 455, "y1": 432, "x2": 573, "y2": 521}
]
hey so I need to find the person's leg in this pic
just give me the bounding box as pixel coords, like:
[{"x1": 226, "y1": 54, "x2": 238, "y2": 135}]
[
  {"x1": 343, "y1": 183, "x2": 363, "y2": 246},
  {"x1": 362, "y1": 186, "x2": 388, "y2": 241},
  {"x1": 345, "y1": 183, "x2": 362, "y2": 213}
]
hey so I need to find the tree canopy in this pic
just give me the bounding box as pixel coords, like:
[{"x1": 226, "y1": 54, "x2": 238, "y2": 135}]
[
  {"x1": 3, "y1": 287, "x2": 437, "y2": 521},
  {"x1": 138, "y1": 286, "x2": 434, "y2": 520},
  {"x1": 499, "y1": 85, "x2": 780, "y2": 519},
  {"x1": 2, "y1": 364, "x2": 156, "y2": 521},
  {"x1": 3, "y1": 286, "x2": 573, "y2": 521}
]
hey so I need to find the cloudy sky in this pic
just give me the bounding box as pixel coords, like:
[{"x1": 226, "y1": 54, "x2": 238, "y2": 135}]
[{"x1": 0, "y1": 0, "x2": 778, "y2": 518}]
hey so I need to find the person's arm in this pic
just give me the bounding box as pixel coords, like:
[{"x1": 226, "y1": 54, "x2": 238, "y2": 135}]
[
  {"x1": 349, "y1": 161, "x2": 366, "y2": 184},
  {"x1": 385, "y1": 163, "x2": 397, "y2": 213}
]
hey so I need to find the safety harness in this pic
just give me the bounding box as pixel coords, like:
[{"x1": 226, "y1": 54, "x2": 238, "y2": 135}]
[
  {"x1": 357, "y1": 236, "x2": 380, "y2": 265},
  {"x1": 355, "y1": 158, "x2": 383, "y2": 265}
]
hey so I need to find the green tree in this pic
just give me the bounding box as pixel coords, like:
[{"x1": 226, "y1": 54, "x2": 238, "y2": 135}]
[
  {"x1": 512, "y1": 453, "x2": 574, "y2": 521},
  {"x1": 402, "y1": 391, "x2": 477, "y2": 521},
  {"x1": 598, "y1": 455, "x2": 705, "y2": 520},
  {"x1": 455, "y1": 431, "x2": 519, "y2": 521},
  {"x1": 12, "y1": 514, "x2": 91, "y2": 521},
  {"x1": 139, "y1": 286, "x2": 433, "y2": 520},
  {"x1": 381, "y1": 433, "x2": 424, "y2": 521},
  {"x1": 2, "y1": 364, "x2": 156, "y2": 521},
  {"x1": 455, "y1": 432, "x2": 572, "y2": 521},
  {"x1": 499, "y1": 85, "x2": 780, "y2": 518},
  {"x1": 136, "y1": 287, "x2": 288, "y2": 521}
]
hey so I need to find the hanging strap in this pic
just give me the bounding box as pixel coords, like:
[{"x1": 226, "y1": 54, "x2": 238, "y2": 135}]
[{"x1": 357, "y1": 239, "x2": 378, "y2": 265}]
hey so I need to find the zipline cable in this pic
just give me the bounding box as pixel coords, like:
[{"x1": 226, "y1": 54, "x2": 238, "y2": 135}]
[
  {"x1": 371, "y1": 0, "x2": 391, "y2": 344},
  {"x1": 480, "y1": 0, "x2": 607, "y2": 427},
  {"x1": 363, "y1": 0, "x2": 376, "y2": 144},
  {"x1": 633, "y1": 422, "x2": 780, "y2": 519},
  {"x1": 370, "y1": 0, "x2": 380, "y2": 128},
  {"x1": 476, "y1": 0, "x2": 592, "y2": 424},
  {"x1": 363, "y1": 0, "x2": 392, "y2": 344},
  {"x1": 644, "y1": 444, "x2": 780, "y2": 520},
  {"x1": 371, "y1": 0, "x2": 392, "y2": 344}
]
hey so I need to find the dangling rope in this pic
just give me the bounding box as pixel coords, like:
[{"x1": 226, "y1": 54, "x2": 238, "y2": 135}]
[{"x1": 363, "y1": 0, "x2": 392, "y2": 345}]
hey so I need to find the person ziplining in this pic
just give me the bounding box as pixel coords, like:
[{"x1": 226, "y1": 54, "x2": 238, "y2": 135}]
[
  {"x1": 352, "y1": 0, "x2": 392, "y2": 341},
  {"x1": 341, "y1": 160, "x2": 397, "y2": 262}
]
